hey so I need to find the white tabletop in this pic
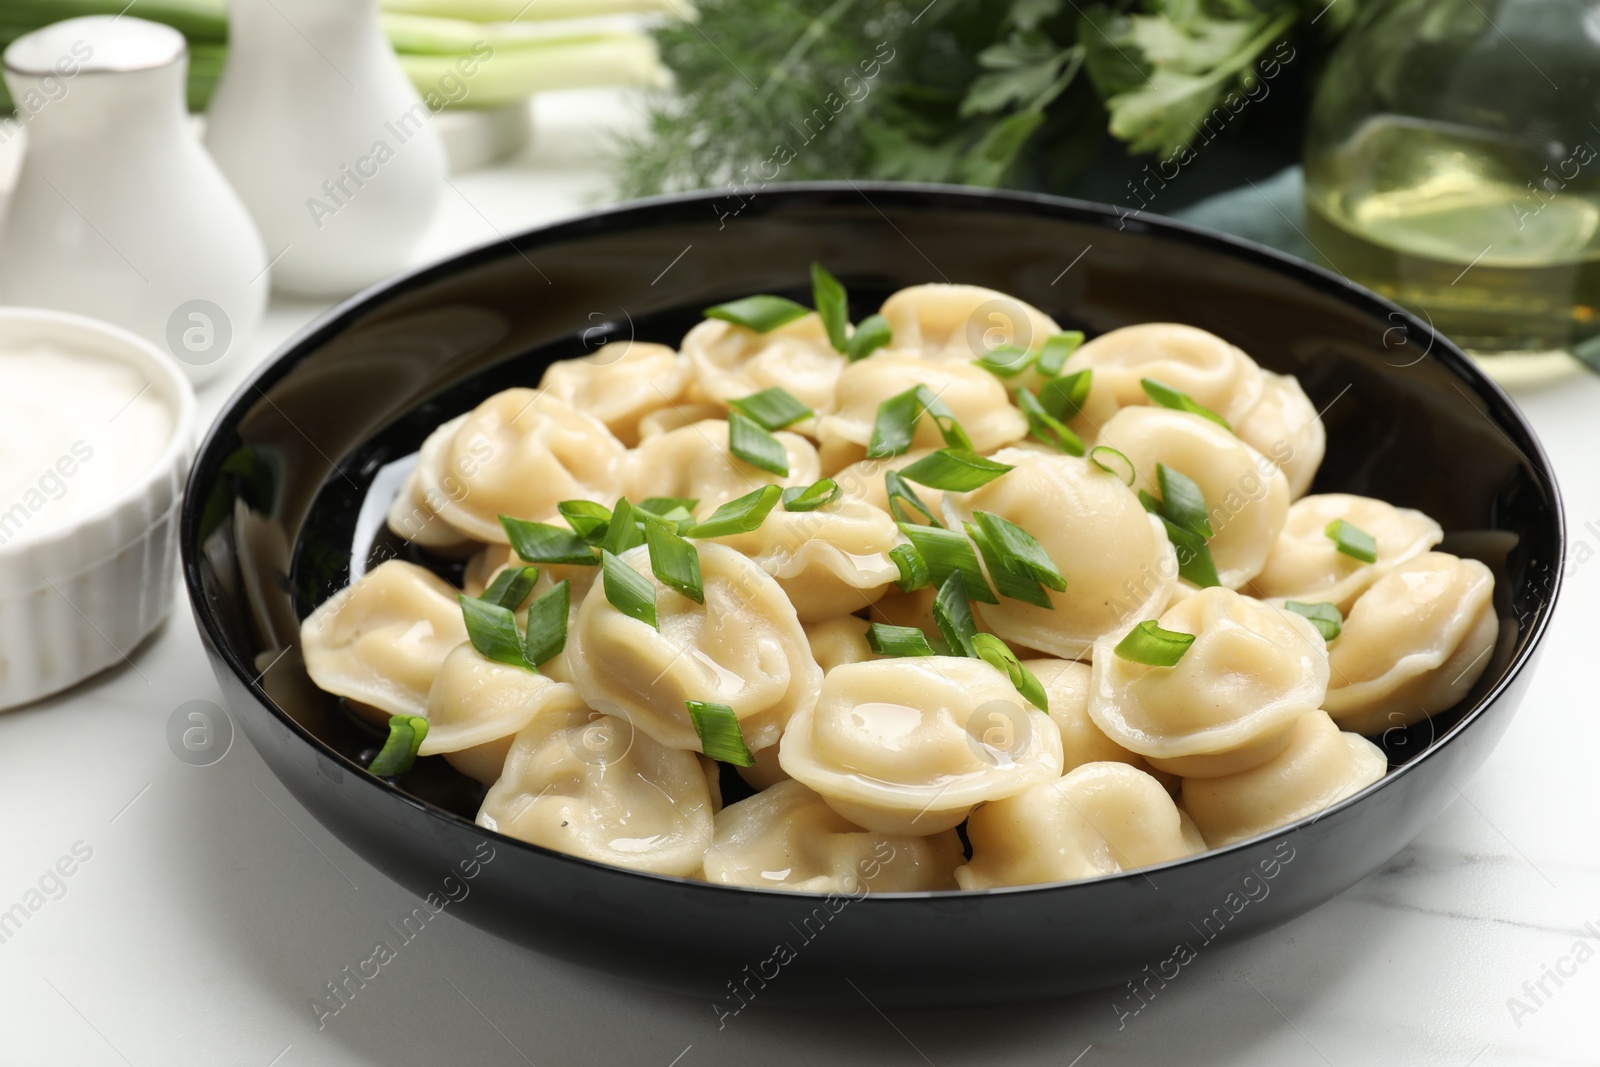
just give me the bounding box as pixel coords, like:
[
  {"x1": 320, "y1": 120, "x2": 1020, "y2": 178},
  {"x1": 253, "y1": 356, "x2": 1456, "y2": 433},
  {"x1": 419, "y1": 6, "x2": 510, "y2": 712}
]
[{"x1": 2, "y1": 89, "x2": 1597, "y2": 1067}]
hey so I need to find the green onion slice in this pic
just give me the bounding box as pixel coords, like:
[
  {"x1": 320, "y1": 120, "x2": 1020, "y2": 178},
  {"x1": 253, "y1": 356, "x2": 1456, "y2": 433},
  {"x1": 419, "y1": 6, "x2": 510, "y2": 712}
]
[
  {"x1": 638, "y1": 496, "x2": 699, "y2": 517},
  {"x1": 1015, "y1": 386, "x2": 1086, "y2": 456},
  {"x1": 368, "y1": 714, "x2": 429, "y2": 777},
  {"x1": 1156, "y1": 464, "x2": 1213, "y2": 539},
  {"x1": 1035, "y1": 332, "x2": 1085, "y2": 377},
  {"x1": 644, "y1": 520, "x2": 704, "y2": 603},
  {"x1": 500, "y1": 515, "x2": 598, "y2": 566},
  {"x1": 685, "y1": 700, "x2": 756, "y2": 766},
  {"x1": 557, "y1": 500, "x2": 612, "y2": 544},
  {"x1": 896, "y1": 449, "x2": 1014, "y2": 492},
  {"x1": 1160, "y1": 517, "x2": 1222, "y2": 588},
  {"x1": 1285, "y1": 600, "x2": 1343, "y2": 641},
  {"x1": 884, "y1": 470, "x2": 943, "y2": 528},
  {"x1": 1088, "y1": 446, "x2": 1136, "y2": 486},
  {"x1": 966, "y1": 519, "x2": 1052, "y2": 608},
  {"x1": 523, "y1": 580, "x2": 570, "y2": 666},
  {"x1": 867, "y1": 385, "x2": 973, "y2": 458},
  {"x1": 897, "y1": 522, "x2": 997, "y2": 603},
  {"x1": 973, "y1": 511, "x2": 1066, "y2": 592},
  {"x1": 811, "y1": 262, "x2": 851, "y2": 353},
  {"x1": 781, "y1": 479, "x2": 841, "y2": 512},
  {"x1": 932, "y1": 572, "x2": 979, "y2": 657},
  {"x1": 728, "y1": 387, "x2": 813, "y2": 431},
  {"x1": 866, "y1": 622, "x2": 936, "y2": 657},
  {"x1": 1325, "y1": 518, "x2": 1378, "y2": 563},
  {"x1": 889, "y1": 542, "x2": 931, "y2": 592},
  {"x1": 844, "y1": 314, "x2": 892, "y2": 362},
  {"x1": 686, "y1": 484, "x2": 783, "y2": 538},
  {"x1": 974, "y1": 344, "x2": 1036, "y2": 378},
  {"x1": 601, "y1": 549, "x2": 658, "y2": 629},
  {"x1": 479, "y1": 565, "x2": 539, "y2": 611},
  {"x1": 1141, "y1": 378, "x2": 1232, "y2": 431},
  {"x1": 970, "y1": 633, "x2": 1049, "y2": 713},
  {"x1": 601, "y1": 496, "x2": 645, "y2": 554},
  {"x1": 728, "y1": 411, "x2": 790, "y2": 476},
  {"x1": 1039, "y1": 369, "x2": 1093, "y2": 422},
  {"x1": 1113, "y1": 619, "x2": 1196, "y2": 666},
  {"x1": 459, "y1": 595, "x2": 533, "y2": 671},
  {"x1": 705, "y1": 295, "x2": 810, "y2": 333}
]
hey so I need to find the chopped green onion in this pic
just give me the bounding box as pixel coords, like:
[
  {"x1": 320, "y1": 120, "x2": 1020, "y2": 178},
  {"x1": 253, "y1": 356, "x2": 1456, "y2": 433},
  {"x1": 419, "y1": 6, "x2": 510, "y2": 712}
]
[
  {"x1": 1325, "y1": 518, "x2": 1378, "y2": 563},
  {"x1": 523, "y1": 580, "x2": 570, "y2": 666},
  {"x1": 686, "y1": 485, "x2": 783, "y2": 537},
  {"x1": 921, "y1": 387, "x2": 975, "y2": 451},
  {"x1": 1039, "y1": 369, "x2": 1093, "y2": 422},
  {"x1": 728, "y1": 387, "x2": 813, "y2": 431},
  {"x1": 685, "y1": 700, "x2": 756, "y2": 766},
  {"x1": 704, "y1": 295, "x2": 810, "y2": 333},
  {"x1": 889, "y1": 542, "x2": 930, "y2": 591},
  {"x1": 479, "y1": 565, "x2": 539, "y2": 611},
  {"x1": 650, "y1": 506, "x2": 698, "y2": 534},
  {"x1": 500, "y1": 515, "x2": 598, "y2": 566},
  {"x1": 1285, "y1": 600, "x2": 1343, "y2": 641},
  {"x1": 896, "y1": 449, "x2": 1014, "y2": 492},
  {"x1": 644, "y1": 520, "x2": 704, "y2": 603},
  {"x1": 728, "y1": 411, "x2": 790, "y2": 476},
  {"x1": 844, "y1": 314, "x2": 892, "y2": 361},
  {"x1": 1035, "y1": 332, "x2": 1085, "y2": 377},
  {"x1": 601, "y1": 549, "x2": 657, "y2": 629},
  {"x1": 967, "y1": 520, "x2": 1052, "y2": 608},
  {"x1": 1089, "y1": 446, "x2": 1136, "y2": 486},
  {"x1": 867, "y1": 385, "x2": 973, "y2": 459},
  {"x1": 1015, "y1": 386, "x2": 1085, "y2": 456},
  {"x1": 601, "y1": 496, "x2": 645, "y2": 554},
  {"x1": 932, "y1": 572, "x2": 979, "y2": 656},
  {"x1": 897, "y1": 522, "x2": 997, "y2": 603},
  {"x1": 973, "y1": 511, "x2": 1066, "y2": 592},
  {"x1": 1141, "y1": 378, "x2": 1232, "y2": 431},
  {"x1": 557, "y1": 500, "x2": 612, "y2": 543},
  {"x1": 368, "y1": 714, "x2": 429, "y2": 777},
  {"x1": 811, "y1": 262, "x2": 851, "y2": 353},
  {"x1": 1159, "y1": 517, "x2": 1222, "y2": 588},
  {"x1": 638, "y1": 496, "x2": 699, "y2": 517},
  {"x1": 1156, "y1": 464, "x2": 1213, "y2": 539},
  {"x1": 970, "y1": 634, "x2": 1049, "y2": 713},
  {"x1": 1113, "y1": 619, "x2": 1196, "y2": 666},
  {"x1": 459, "y1": 595, "x2": 533, "y2": 671},
  {"x1": 884, "y1": 470, "x2": 943, "y2": 527},
  {"x1": 866, "y1": 622, "x2": 937, "y2": 657},
  {"x1": 974, "y1": 344, "x2": 1035, "y2": 378},
  {"x1": 781, "y1": 479, "x2": 841, "y2": 512}
]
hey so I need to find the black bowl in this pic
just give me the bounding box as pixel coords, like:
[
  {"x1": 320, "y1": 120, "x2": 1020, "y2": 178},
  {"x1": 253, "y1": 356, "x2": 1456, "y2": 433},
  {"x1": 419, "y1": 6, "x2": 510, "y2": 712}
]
[{"x1": 181, "y1": 182, "x2": 1563, "y2": 1009}]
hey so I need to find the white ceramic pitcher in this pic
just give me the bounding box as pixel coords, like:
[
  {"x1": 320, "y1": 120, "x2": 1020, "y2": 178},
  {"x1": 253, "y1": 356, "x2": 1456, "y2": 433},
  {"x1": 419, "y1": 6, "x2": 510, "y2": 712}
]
[{"x1": 204, "y1": 0, "x2": 448, "y2": 298}]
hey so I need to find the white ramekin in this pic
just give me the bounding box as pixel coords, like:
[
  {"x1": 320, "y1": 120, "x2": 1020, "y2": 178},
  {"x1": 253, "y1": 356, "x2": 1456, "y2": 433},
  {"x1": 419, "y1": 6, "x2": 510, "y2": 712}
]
[{"x1": 0, "y1": 308, "x2": 196, "y2": 710}]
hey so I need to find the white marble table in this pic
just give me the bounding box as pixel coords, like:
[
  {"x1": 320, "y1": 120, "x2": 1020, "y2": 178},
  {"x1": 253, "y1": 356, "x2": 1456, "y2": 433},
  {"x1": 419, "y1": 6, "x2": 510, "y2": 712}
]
[{"x1": 2, "y1": 89, "x2": 1597, "y2": 1067}]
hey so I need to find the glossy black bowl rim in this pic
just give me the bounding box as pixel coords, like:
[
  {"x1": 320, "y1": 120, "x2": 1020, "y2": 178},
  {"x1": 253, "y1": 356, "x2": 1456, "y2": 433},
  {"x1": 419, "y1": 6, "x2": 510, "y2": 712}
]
[{"x1": 180, "y1": 180, "x2": 1567, "y2": 901}]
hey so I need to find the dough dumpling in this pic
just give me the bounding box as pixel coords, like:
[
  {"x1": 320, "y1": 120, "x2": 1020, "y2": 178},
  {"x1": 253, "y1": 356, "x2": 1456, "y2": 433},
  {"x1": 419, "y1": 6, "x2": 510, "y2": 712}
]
[
  {"x1": 1233, "y1": 372, "x2": 1325, "y2": 499},
  {"x1": 421, "y1": 643, "x2": 583, "y2": 784},
  {"x1": 941, "y1": 450, "x2": 1178, "y2": 660},
  {"x1": 415, "y1": 388, "x2": 626, "y2": 542},
  {"x1": 622, "y1": 419, "x2": 820, "y2": 512},
  {"x1": 566, "y1": 543, "x2": 821, "y2": 753},
  {"x1": 1089, "y1": 587, "x2": 1329, "y2": 776},
  {"x1": 478, "y1": 689, "x2": 717, "y2": 876},
  {"x1": 779, "y1": 657, "x2": 1063, "y2": 834},
  {"x1": 1182, "y1": 711, "x2": 1386, "y2": 847},
  {"x1": 681, "y1": 312, "x2": 845, "y2": 425},
  {"x1": 804, "y1": 616, "x2": 880, "y2": 674},
  {"x1": 538, "y1": 342, "x2": 690, "y2": 447},
  {"x1": 636, "y1": 402, "x2": 726, "y2": 441},
  {"x1": 956, "y1": 762, "x2": 1205, "y2": 889},
  {"x1": 1324, "y1": 552, "x2": 1497, "y2": 735},
  {"x1": 1100, "y1": 406, "x2": 1289, "y2": 589},
  {"x1": 301, "y1": 560, "x2": 467, "y2": 724},
  {"x1": 1063, "y1": 323, "x2": 1265, "y2": 437},
  {"x1": 386, "y1": 416, "x2": 474, "y2": 550},
  {"x1": 831, "y1": 449, "x2": 943, "y2": 518},
  {"x1": 878, "y1": 284, "x2": 1060, "y2": 364},
  {"x1": 710, "y1": 496, "x2": 902, "y2": 621},
  {"x1": 703, "y1": 780, "x2": 963, "y2": 892},
  {"x1": 1025, "y1": 659, "x2": 1160, "y2": 774},
  {"x1": 1249, "y1": 493, "x2": 1444, "y2": 612}
]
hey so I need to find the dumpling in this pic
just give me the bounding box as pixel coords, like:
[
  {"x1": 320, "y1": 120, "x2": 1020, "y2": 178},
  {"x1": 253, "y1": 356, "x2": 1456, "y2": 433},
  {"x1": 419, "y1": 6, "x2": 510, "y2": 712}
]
[
  {"x1": 1062, "y1": 323, "x2": 1265, "y2": 437},
  {"x1": 1233, "y1": 372, "x2": 1325, "y2": 499},
  {"x1": 940, "y1": 450, "x2": 1178, "y2": 660},
  {"x1": 1089, "y1": 587, "x2": 1329, "y2": 777},
  {"x1": 803, "y1": 616, "x2": 880, "y2": 673},
  {"x1": 537, "y1": 342, "x2": 690, "y2": 447},
  {"x1": 636, "y1": 402, "x2": 727, "y2": 441},
  {"x1": 709, "y1": 495, "x2": 902, "y2": 621},
  {"x1": 878, "y1": 284, "x2": 1060, "y2": 364},
  {"x1": 956, "y1": 762, "x2": 1206, "y2": 889},
  {"x1": 1181, "y1": 711, "x2": 1386, "y2": 847},
  {"x1": 1098, "y1": 406, "x2": 1289, "y2": 589},
  {"x1": 461, "y1": 542, "x2": 513, "y2": 598},
  {"x1": 415, "y1": 388, "x2": 626, "y2": 542},
  {"x1": 1323, "y1": 552, "x2": 1497, "y2": 735},
  {"x1": 478, "y1": 689, "x2": 717, "y2": 876},
  {"x1": 420, "y1": 643, "x2": 584, "y2": 784},
  {"x1": 778, "y1": 657, "x2": 1064, "y2": 834},
  {"x1": 816, "y1": 352, "x2": 1027, "y2": 473},
  {"x1": 1248, "y1": 493, "x2": 1444, "y2": 612},
  {"x1": 1025, "y1": 658, "x2": 1160, "y2": 775},
  {"x1": 680, "y1": 312, "x2": 846, "y2": 425},
  {"x1": 301, "y1": 560, "x2": 467, "y2": 725},
  {"x1": 831, "y1": 449, "x2": 943, "y2": 518},
  {"x1": 386, "y1": 415, "x2": 475, "y2": 550},
  {"x1": 702, "y1": 780, "x2": 963, "y2": 892},
  {"x1": 566, "y1": 543, "x2": 821, "y2": 753},
  {"x1": 621, "y1": 419, "x2": 820, "y2": 512}
]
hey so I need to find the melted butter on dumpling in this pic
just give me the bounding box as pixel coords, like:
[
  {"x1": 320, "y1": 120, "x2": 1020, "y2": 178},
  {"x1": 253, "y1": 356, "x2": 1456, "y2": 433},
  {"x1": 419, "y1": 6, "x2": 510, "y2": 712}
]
[
  {"x1": 301, "y1": 560, "x2": 467, "y2": 725},
  {"x1": 538, "y1": 341, "x2": 690, "y2": 447},
  {"x1": 779, "y1": 657, "x2": 1063, "y2": 835},
  {"x1": 1062, "y1": 323, "x2": 1266, "y2": 438},
  {"x1": 1248, "y1": 493, "x2": 1444, "y2": 612},
  {"x1": 566, "y1": 543, "x2": 821, "y2": 753},
  {"x1": 941, "y1": 449, "x2": 1178, "y2": 660},
  {"x1": 421, "y1": 643, "x2": 583, "y2": 784},
  {"x1": 703, "y1": 780, "x2": 963, "y2": 893},
  {"x1": 957, "y1": 762, "x2": 1205, "y2": 889},
  {"x1": 478, "y1": 689, "x2": 717, "y2": 876},
  {"x1": 622, "y1": 419, "x2": 820, "y2": 513},
  {"x1": 1324, "y1": 552, "x2": 1497, "y2": 735},
  {"x1": 877, "y1": 284, "x2": 1060, "y2": 366},
  {"x1": 681, "y1": 313, "x2": 845, "y2": 428}
]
